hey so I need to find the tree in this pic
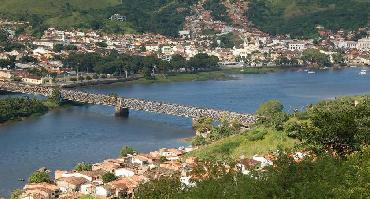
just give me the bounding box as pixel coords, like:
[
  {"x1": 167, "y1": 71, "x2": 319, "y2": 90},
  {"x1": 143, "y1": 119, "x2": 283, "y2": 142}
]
[
  {"x1": 119, "y1": 146, "x2": 136, "y2": 157},
  {"x1": 302, "y1": 49, "x2": 331, "y2": 67},
  {"x1": 48, "y1": 88, "x2": 62, "y2": 106},
  {"x1": 28, "y1": 171, "x2": 50, "y2": 183},
  {"x1": 257, "y1": 100, "x2": 287, "y2": 130},
  {"x1": 171, "y1": 54, "x2": 186, "y2": 71},
  {"x1": 74, "y1": 162, "x2": 92, "y2": 171},
  {"x1": 102, "y1": 172, "x2": 117, "y2": 183},
  {"x1": 296, "y1": 96, "x2": 370, "y2": 154}
]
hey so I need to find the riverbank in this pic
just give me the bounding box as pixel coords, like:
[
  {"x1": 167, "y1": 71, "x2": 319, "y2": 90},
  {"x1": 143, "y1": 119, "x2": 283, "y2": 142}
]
[{"x1": 0, "y1": 97, "x2": 80, "y2": 125}]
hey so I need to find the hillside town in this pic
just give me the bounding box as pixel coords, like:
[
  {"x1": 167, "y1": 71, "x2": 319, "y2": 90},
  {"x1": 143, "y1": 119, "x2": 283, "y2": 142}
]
[
  {"x1": 17, "y1": 144, "x2": 308, "y2": 199},
  {"x1": 0, "y1": 4, "x2": 369, "y2": 86}
]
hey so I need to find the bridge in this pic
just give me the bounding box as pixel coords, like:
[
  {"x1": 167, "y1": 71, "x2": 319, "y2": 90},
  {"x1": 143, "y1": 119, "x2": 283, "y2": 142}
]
[{"x1": 0, "y1": 82, "x2": 258, "y2": 126}]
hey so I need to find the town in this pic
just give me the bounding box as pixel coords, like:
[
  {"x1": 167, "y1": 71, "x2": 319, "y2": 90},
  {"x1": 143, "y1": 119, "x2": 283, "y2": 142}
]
[
  {"x1": 16, "y1": 144, "x2": 307, "y2": 199},
  {"x1": 0, "y1": 3, "x2": 369, "y2": 86}
]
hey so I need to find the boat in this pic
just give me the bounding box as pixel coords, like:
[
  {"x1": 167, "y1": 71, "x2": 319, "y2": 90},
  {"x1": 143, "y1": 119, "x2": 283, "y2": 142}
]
[
  {"x1": 359, "y1": 69, "x2": 367, "y2": 75},
  {"x1": 307, "y1": 71, "x2": 316, "y2": 74}
]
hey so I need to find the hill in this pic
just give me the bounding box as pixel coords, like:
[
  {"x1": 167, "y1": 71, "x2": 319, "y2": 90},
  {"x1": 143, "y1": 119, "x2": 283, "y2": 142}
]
[
  {"x1": 0, "y1": 0, "x2": 197, "y2": 37},
  {"x1": 248, "y1": 0, "x2": 370, "y2": 38}
]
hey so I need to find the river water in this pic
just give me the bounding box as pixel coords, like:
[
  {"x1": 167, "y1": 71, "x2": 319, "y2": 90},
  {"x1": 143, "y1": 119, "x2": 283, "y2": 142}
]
[{"x1": 1, "y1": 68, "x2": 370, "y2": 196}]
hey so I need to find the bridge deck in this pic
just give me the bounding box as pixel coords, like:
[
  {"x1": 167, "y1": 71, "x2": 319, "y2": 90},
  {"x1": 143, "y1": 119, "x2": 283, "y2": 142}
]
[{"x1": 0, "y1": 82, "x2": 257, "y2": 126}]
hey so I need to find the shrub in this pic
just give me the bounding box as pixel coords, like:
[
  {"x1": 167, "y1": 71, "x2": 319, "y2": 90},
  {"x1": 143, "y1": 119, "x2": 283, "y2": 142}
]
[
  {"x1": 102, "y1": 172, "x2": 117, "y2": 183},
  {"x1": 85, "y1": 76, "x2": 92, "y2": 80},
  {"x1": 28, "y1": 171, "x2": 50, "y2": 183},
  {"x1": 192, "y1": 135, "x2": 207, "y2": 146},
  {"x1": 120, "y1": 146, "x2": 136, "y2": 157},
  {"x1": 74, "y1": 162, "x2": 92, "y2": 171}
]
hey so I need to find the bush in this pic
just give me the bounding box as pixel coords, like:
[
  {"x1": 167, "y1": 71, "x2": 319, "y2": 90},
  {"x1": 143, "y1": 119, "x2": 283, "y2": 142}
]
[
  {"x1": 102, "y1": 172, "x2": 117, "y2": 183},
  {"x1": 70, "y1": 77, "x2": 77, "y2": 81},
  {"x1": 92, "y1": 74, "x2": 99, "y2": 79},
  {"x1": 74, "y1": 162, "x2": 92, "y2": 171},
  {"x1": 85, "y1": 76, "x2": 92, "y2": 80},
  {"x1": 120, "y1": 146, "x2": 136, "y2": 157},
  {"x1": 192, "y1": 135, "x2": 207, "y2": 146},
  {"x1": 28, "y1": 171, "x2": 50, "y2": 183}
]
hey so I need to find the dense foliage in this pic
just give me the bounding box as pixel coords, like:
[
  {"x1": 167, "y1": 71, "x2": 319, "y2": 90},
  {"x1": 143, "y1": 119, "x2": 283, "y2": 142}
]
[
  {"x1": 102, "y1": 172, "x2": 117, "y2": 183},
  {"x1": 301, "y1": 49, "x2": 331, "y2": 67},
  {"x1": 203, "y1": 0, "x2": 232, "y2": 24},
  {"x1": 248, "y1": 0, "x2": 370, "y2": 38},
  {"x1": 63, "y1": 52, "x2": 220, "y2": 79},
  {"x1": 119, "y1": 146, "x2": 136, "y2": 157},
  {"x1": 74, "y1": 162, "x2": 92, "y2": 171},
  {"x1": 0, "y1": 0, "x2": 198, "y2": 37},
  {"x1": 28, "y1": 171, "x2": 50, "y2": 183},
  {"x1": 0, "y1": 97, "x2": 48, "y2": 123}
]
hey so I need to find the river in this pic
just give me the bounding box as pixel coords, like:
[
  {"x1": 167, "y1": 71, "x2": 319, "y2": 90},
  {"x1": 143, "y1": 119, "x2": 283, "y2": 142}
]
[{"x1": 0, "y1": 68, "x2": 370, "y2": 197}]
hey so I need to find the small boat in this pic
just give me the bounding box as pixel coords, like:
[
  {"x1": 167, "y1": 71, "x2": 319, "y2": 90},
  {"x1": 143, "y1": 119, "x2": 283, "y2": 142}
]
[
  {"x1": 307, "y1": 71, "x2": 315, "y2": 74},
  {"x1": 18, "y1": 178, "x2": 25, "y2": 182},
  {"x1": 359, "y1": 69, "x2": 367, "y2": 75}
]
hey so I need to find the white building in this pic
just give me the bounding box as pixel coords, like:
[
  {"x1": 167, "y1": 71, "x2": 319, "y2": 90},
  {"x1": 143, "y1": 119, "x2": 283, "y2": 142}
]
[
  {"x1": 288, "y1": 43, "x2": 306, "y2": 51},
  {"x1": 357, "y1": 37, "x2": 370, "y2": 50}
]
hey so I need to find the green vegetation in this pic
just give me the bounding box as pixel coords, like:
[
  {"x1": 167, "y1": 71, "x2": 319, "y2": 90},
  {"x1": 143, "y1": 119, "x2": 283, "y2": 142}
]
[
  {"x1": 0, "y1": 97, "x2": 48, "y2": 123},
  {"x1": 189, "y1": 127, "x2": 297, "y2": 161},
  {"x1": 301, "y1": 48, "x2": 331, "y2": 67},
  {"x1": 136, "y1": 94, "x2": 370, "y2": 197},
  {"x1": 28, "y1": 171, "x2": 50, "y2": 183},
  {"x1": 248, "y1": 0, "x2": 370, "y2": 38},
  {"x1": 0, "y1": 0, "x2": 197, "y2": 37},
  {"x1": 102, "y1": 172, "x2": 117, "y2": 183},
  {"x1": 204, "y1": 0, "x2": 232, "y2": 24},
  {"x1": 136, "y1": 146, "x2": 370, "y2": 198},
  {"x1": 79, "y1": 195, "x2": 95, "y2": 199},
  {"x1": 63, "y1": 52, "x2": 220, "y2": 79},
  {"x1": 74, "y1": 162, "x2": 92, "y2": 171},
  {"x1": 119, "y1": 146, "x2": 136, "y2": 157}
]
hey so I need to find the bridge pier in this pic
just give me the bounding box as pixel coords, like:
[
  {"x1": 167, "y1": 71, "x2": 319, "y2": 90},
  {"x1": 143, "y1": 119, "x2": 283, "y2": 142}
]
[{"x1": 115, "y1": 106, "x2": 129, "y2": 117}]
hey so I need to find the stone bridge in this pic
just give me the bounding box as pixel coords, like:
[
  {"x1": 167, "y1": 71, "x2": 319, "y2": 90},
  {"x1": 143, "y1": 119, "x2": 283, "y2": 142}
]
[{"x1": 0, "y1": 82, "x2": 258, "y2": 126}]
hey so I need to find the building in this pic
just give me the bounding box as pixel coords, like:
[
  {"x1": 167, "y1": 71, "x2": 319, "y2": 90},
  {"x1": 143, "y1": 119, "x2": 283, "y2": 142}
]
[
  {"x1": 357, "y1": 37, "x2": 370, "y2": 50},
  {"x1": 288, "y1": 43, "x2": 306, "y2": 51},
  {"x1": 0, "y1": 70, "x2": 13, "y2": 81},
  {"x1": 56, "y1": 177, "x2": 87, "y2": 193},
  {"x1": 21, "y1": 183, "x2": 61, "y2": 199},
  {"x1": 21, "y1": 77, "x2": 46, "y2": 85}
]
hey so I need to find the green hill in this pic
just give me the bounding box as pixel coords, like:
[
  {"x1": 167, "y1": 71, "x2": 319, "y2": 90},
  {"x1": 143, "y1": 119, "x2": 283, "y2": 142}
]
[
  {"x1": 0, "y1": 0, "x2": 197, "y2": 37},
  {"x1": 248, "y1": 0, "x2": 370, "y2": 38}
]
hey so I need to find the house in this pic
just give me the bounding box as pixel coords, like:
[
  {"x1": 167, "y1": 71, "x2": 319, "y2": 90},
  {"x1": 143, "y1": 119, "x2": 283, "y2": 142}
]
[
  {"x1": 56, "y1": 177, "x2": 87, "y2": 193},
  {"x1": 131, "y1": 155, "x2": 150, "y2": 166},
  {"x1": 0, "y1": 70, "x2": 13, "y2": 81},
  {"x1": 55, "y1": 170, "x2": 105, "y2": 183},
  {"x1": 21, "y1": 77, "x2": 46, "y2": 85},
  {"x1": 95, "y1": 185, "x2": 113, "y2": 198},
  {"x1": 114, "y1": 168, "x2": 135, "y2": 177},
  {"x1": 80, "y1": 183, "x2": 95, "y2": 195},
  {"x1": 236, "y1": 159, "x2": 260, "y2": 175},
  {"x1": 92, "y1": 159, "x2": 122, "y2": 173},
  {"x1": 108, "y1": 175, "x2": 148, "y2": 198},
  {"x1": 252, "y1": 155, "x2": 273, "y2": 168},
  {"x1": 357, "y1": 37, "x2": 370, "y2": 50},
  {"x1": 288, "y1": 43, "x2": 305, "y2": 51},
  {"x1": 21, "y1": 183, "x2": 61, "y2": 199}
]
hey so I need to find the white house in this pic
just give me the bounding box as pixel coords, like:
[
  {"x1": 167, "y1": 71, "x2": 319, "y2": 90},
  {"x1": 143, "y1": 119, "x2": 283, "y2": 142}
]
[
  {"x1": 357, "y1": 37, "x2": 370, "y2": 50},
  {"x1": 288, "y1": 43, "x2": 306, "y2": 51},
  {"x1": 114, "y1": 168, "x2": 135, "y2": 177},
  {"x1": 95, "y1": 186, "x2": 113, "y2": 198}
]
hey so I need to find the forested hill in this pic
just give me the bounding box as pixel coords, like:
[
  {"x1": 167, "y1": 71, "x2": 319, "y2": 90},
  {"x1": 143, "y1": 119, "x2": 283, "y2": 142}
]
[
  {"x1": 248, "y1": 0, "x2": 370, "y2": 38},
  {"x1": 0, "y1": 0, "x2": 197, "y2": 37}
]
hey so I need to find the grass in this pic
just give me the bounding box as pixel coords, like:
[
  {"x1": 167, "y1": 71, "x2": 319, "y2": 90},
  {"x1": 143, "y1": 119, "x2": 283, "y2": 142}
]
[{"x1": 187, "y1": 127, "x2": 298, "y2": 161}]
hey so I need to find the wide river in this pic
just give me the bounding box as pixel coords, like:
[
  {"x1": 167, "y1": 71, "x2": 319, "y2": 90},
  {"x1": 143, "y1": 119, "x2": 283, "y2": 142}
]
[{"x1": 1, "y1": 68, "x2": 370, "y2": 196}]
